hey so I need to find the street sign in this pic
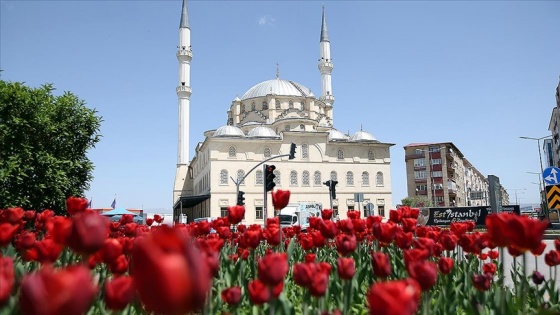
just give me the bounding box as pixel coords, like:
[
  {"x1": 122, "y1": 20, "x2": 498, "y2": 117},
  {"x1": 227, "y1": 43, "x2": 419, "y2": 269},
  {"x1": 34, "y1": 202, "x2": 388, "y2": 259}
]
[
  {"x1": 366, "y1": 203, "x2": 374, "y2": 216},
  {"x1": 546, "y1": 184, "x2": 560, "y2": 210},
  {"x1": 354, "y1": 193, "x2": 364, "y2": 202},
  {"x1": 542, "y1": 167, "x2": 560, "y2": 186}
]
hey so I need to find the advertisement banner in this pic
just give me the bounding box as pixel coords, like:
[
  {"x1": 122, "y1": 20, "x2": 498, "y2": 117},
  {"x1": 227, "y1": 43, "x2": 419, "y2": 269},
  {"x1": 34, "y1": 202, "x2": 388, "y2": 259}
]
[{"x1": 424, "y1": 205, "x2": 520, "y2": 226}]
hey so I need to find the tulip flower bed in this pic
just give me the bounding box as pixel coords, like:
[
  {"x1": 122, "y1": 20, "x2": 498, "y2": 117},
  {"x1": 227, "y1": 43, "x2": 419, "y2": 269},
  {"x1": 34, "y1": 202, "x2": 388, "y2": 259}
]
[{"x1": 1, "y1": 193, "x2": 560, "y2": 315}]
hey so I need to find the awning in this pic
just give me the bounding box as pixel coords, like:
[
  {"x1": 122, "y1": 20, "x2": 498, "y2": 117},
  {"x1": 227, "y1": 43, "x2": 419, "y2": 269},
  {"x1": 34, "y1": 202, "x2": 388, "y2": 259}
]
[{"x1": 173, "y1": 194, "x2": 211, "y2": 211}]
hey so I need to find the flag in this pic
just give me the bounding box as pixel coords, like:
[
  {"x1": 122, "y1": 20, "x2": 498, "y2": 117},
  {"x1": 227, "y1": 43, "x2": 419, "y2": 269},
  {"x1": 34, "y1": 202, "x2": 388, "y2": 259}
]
[
  {"x1": 111, "y1": 198, "x2": 116, "y2": 209},
  {"x1": 87, "y1": 198, "x2": 92, "y2": 208}
]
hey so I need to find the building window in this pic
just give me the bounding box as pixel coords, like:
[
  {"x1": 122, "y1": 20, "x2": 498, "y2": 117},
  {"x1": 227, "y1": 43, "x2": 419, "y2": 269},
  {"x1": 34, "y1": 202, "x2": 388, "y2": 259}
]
[
  {"x1": 378, "y1": 206, "x2": 385, "y2": 217},
  {"x1": 337, "y1": 149, "x2": 344, "y2": 160},
  {"x1": 220, "y1": 170, "x2": 228, "y2": 185},
  {"x1": 251, "y1": 102, "x2": 256, "y2": 111},
  {"x1": 237, "y1": 170, "x2": 245, "y2": 185},
  {"x1": 275, "y1": 99, "x2": 280, "y2": 109},
  {"x1": 376, "y1": 172, "x2": 384, "y2": 186},
  {"x1": 414, "y1": 149, "x2": 424, "y2": 155},
  {"x1": 362, "y1": 171, "x2": 369, "y2": 186},
  {"x1": 289, "y1": 100, "x2": 294, "y2": 109},
  {"x1": 346, "y1": 171, "x2": 354, "y2": 186},
  {"x1": 333, "y1": 206, "x2": 339, "y2": 219},
  {"x1": 429, "y1": 147, "x2": 441, "y2": 152},
  {"x1": 256, "y1": 170, "x2": 263, "y2": 185},
  {"x1": 348, "y1": 206, "x2": 355, "y2": 211},
  {"x1": 264, "y1": 147, "x2": 271, "y2": 158},
  {"x1": 229, "y1": 146, "x2": 236, "y2": 158},
  {"x1": 241, "y1": 104, "x2": 246, "y2": 113},
  {"x1": 285, "y1": 125, "x2": 291, "y2": 131},
  {"x1": 431, "y1": 171, "x2": 443, "y2": 178},
  {"x1": 302, "y1": 171, "x2": 310, "y2": 186},
  {"x1": 314, "y1": 171, "x2": 321, "y2": 186},
  {"x1": 274, "y1": 170, "x2": 281, "y2": 185},
  {"x1": 416, "y1": 184, "x2": 427, "y2": 191},
  {"x1": 368, "y1": 150, "x2": 375, "y2": 160},
  {"x1": 290, "y1": 171, "x2": 298, "y2": 186},
  {"x1": 255, "y1": 206, "x2": 263, "y2": 220},
  {"x1": 301, "y1": 101, "x2": 306, "y2": 108},
  {"x1": 430, "y1": 158, "x2": 441, "y2": 165},
  {"x1": 300, "y1": 124, "x2": 305, "y2": 130},
  {"x1": 414, "y1": 171, "x2": 427, "y2": 179},
  {"x1": 262, "y1": 101, "x2": 268, "y2": 110},
  {"x1": 302, "y1": 144, "x2": 309, "y2": 159},
  {"x1": 330, "y1": 171, "x2": 337, "y2": 181},
  {"x1": 220, "y1": 207, "x2": 228, "y2": 218},
  {"x1": 414, "y1": 158, "x2": 426, "y2": 167}
]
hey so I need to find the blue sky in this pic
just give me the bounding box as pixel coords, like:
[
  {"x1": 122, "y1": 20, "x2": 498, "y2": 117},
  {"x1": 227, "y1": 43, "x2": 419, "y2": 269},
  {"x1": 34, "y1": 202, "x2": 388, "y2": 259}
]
[{"x1": 2, "y1": 1, "x2": 559, "y2": 212}]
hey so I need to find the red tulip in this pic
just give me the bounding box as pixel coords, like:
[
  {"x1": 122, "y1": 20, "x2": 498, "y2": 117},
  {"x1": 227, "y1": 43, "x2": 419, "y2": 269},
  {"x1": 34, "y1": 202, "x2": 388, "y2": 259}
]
[
  {"x1": 104, "y1": 276, "x2": 135, "y2": 310},
  {"x1": 347, "y1": 210, "x2": 360, "y2": 220},
  {"x1": 258, "y1": 252, "x2": 288, "y2": 286},
  {"x1": 373, "y1": 222, "x2": 397, "y2": 247},
  {"x1": 146, "y1": 218, "x2": 154, "y2": 226},
  {"x1": 0, "y1": 257, "x2": 14, "y2": 306},
  {"x1": 486, "y1": 213, "x2": 548, "y2": 252},
  {"x1": 101, "y1": 238, "x2": 123, "y2": 264},
  {"x1": 248, "y1": 279, "x2": 271, "y2": 305},
  {"x1": 367, "y1": 279, "x2": 420, "y2": 315},
  {"x1": 309, "y1": 269, "x2": 329, "y2": 297},
  {"x1": 293, "y1": 262, "x2": 316, "y2": 287},
  {"x1": 19, "y1": 265, "x2": 97, "y2": 315},
  {"x1": 321, "y1": 209, "x2": 333, "y2": 220},
  {"x1": 488, "y1": 250, "x2": 499, "y2": 260},
  {"x1": 555, "y1": 238, "x2": 560, "y2": 251},
  {"x1": 544, "y1": 250, "x2": 560, "y2": 267},
  {"x1": 271, "y1": 189, "x2": 291, "y2": 210},
  {"x1": 263, "y1": 224, "x2": 282, "y2": 247},
  {"x1": 0, "y1": 223, "x2": 19, "y2": 247},
  {"x1": 311, "y1": 229, "x2": 327, "y2": 248},
  {"x1": 395, "y1": 231, "x2": 414, "y2": 249},
  {"x1": 34, "y1": 239, "x2": 63, "y2": 264},
  {"x1": 153, "y1": 214, "x2": 164, "y2": 224},
  {"x1": 371, "y1": 252, "x2": 391, "y2": 278},
  {"x1": 472, "y1": 273, "x2": 493, "y2": 291},
  {"x1": 242, "y1": 226, "x2": 262, "y2": 249},
  {"x1": 389, "y1": 209, "x2": 403, "y2": 223},
  {"x1": 437, "y1": 257, "x2": 454, "y2": 275},
  {"x1": 531, "y1": 242, "x2": 547, "y2": 256},
  {"x1": 227, "y1": 205, "x2": 245, "y2": 225},
  {"x1": 440, "y1": 232, "x2": 458, "y2": 251},
  {"x1": 337, "y1": 257, "x2": 356, "y2": 280},
  {"x1": 221, "y1": 286, "x2": 242, "y2": 305},
  {"x1": 319, "y1": 220, "x2": 338, "y2": 239},
  {"x1": 482, "y1": 263, "x2": 496, "y2": 275},
  {"x1": 68, "y1": 212, "x2": 109, "y2": 255},
  {"x1": 3, "y1": 207, "x2": 24, "y2": 224},
  {"x1": 335, "y1": 233, "x2": 357, "y2": 256},
  {"x1": 532, "y1": 270, "x2": 545, "y2": 285},
  {"x1": 406, "y1": 261, "x2": 437, "y2": 291},
  {"x1": 66, "y1": 197, "x2": 88, "y2": 216},
  {"x1": 401, "y1": 218, "x2": 417, "y2": 233},
  {"x1": 131, "y1": 226, "x2": 211, "y2": 314},
  {"x1": 18, "y1": 231, "x2": 36, "y2": 250},
  {"x1": 109, "y1": 254, "x2": 129, "y2": 274}
]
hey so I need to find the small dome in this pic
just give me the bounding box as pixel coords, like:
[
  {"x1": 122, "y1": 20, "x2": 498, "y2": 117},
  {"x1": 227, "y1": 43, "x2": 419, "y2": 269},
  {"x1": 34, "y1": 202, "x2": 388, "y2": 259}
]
[
  {"x1": 213, "y1": 125, "x2": 245, "y2": 137},
  {"x1": 241, "y1": 79, "x2": 314, "y2": 100},
  {"x1": 248, "y1": 126, "x2": 279, "y2": 138},
  {"x1": 233, "y1": 95, "x2": 241, "y2": 102},
  {"x1": 328, "y1": 129, "x2": 349, "y2": 141},
  {"x1": 350, "y1": 130, "x2": 378, "y2": 142}
]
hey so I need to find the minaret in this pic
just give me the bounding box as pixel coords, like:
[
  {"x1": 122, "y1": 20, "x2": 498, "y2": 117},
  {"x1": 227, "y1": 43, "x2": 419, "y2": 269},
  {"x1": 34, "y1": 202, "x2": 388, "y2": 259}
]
[
  {"x1": 174, "y1": 0, "x2": 192, "y2": 205},
  {"x1": 177, "y1": 0, "x2": 192, "y2": 164},
  {"x1": 318, "y1": 5, "x2": 334, "y2": 106}
]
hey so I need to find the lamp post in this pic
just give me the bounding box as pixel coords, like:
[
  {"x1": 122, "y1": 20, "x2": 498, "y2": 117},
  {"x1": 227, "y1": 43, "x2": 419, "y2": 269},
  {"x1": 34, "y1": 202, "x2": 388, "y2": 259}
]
[
  {"x1": 520, "y1": 136, "x2": 552, "y2": 222},
  {"x1": 506, "y1": 188, "x2": 526, "y2": 205}
]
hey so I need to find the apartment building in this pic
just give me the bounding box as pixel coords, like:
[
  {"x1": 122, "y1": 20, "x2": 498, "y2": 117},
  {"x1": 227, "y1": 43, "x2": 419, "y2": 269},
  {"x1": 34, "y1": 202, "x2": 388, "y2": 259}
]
[
  {"x1": 404, "y1": 142, "x2": 509, "y2": 207},
  {"x1": 548, "y1": 79, "x2": 560, "y2": 167}
]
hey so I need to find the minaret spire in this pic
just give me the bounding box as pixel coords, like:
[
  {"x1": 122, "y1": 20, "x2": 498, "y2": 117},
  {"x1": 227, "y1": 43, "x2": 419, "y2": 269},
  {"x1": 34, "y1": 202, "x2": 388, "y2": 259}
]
[
  {"x1": 318, "y1": 5, "x2": 335, "y2": 107},
  {"x1": 180, "y1": 0, "x2": 190, "y2": 29}
]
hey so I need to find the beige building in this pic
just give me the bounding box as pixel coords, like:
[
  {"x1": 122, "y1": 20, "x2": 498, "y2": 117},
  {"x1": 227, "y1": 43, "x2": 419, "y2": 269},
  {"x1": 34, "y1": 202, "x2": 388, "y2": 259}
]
[
  {"x1": 404, "y1": 142, "x2": 509, "y2": 207},
  {"x1": 172, "y1": 2, "x2": 394, "y2": 224}
]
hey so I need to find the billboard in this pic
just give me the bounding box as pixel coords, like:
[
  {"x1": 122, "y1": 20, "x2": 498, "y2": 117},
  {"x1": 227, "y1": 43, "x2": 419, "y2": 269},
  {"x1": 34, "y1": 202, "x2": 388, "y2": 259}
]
[{"x1": 424, "y1": 205, "x2": 520, "y2": 226}]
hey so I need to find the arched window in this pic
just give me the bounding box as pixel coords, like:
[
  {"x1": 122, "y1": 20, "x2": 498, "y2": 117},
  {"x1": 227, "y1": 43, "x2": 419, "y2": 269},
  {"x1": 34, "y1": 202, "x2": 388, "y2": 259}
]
[
  {"x1": 264, "y1": 147, "x2": 271, "y2": 158},
  {"x1": 290, "y1": 171, "x2": 298, "y2": 186},
  {"x1": 229, "y1": 146, "x2": 236, "y2": 158},
  {"x1": 255, "y1": 170, "x2": 263, "y2": 185},
  {"x1": 302, "y1": 143, "x2": 309, "y2": 159},
  {"x1": 220, "y1": 170, "x2": 228, "y2": 185},
  {"x1": 337, "y1": 149, "x2": 344, "y2": 160},
  {"x1": 289, "y1": 100, "x2": 294, "y2": 109},
  {"x1": 241, "y1": 104, "x2": 246, "y2": 113},
  {"x1": 300, "y1": 124, "x2": 305, "y2": 130},
  {"x1": 275, "y1": 99, "x2": 281, "y2": 109},
  {"x1": 302, "y1": 171, "x2": 310, "y2": 186},
  {"x1": 368, "y1": 150, "x2": 375, "y2": 160},
  {"x1": 262, "y1": 101, "x2": 268, "y2": 110},
  {"x1": 346, "y1": 171, "x2": 354, "y2": 186},
  {"x1": 285, "y1": 125, "x2": 291, "y2": 131},
  {"x1": 237, "y1": 170, "x2": 245, "y2": 185},
  {"x1": 314, "y1": 171, "x2": 321, "y2": 186},
  {"x1": 251, "y1": 102, "x2": 256, "y2": 111},
  {"x1": 273, "y1": 170, "x2": 281, "y2": 185},
  {"x1": 362, "y1": 171, "x2": 370, "y2": 186},
  {"x1": 376, "y1": 172, "x2": 384, "y2": 186},
  {"x1": 301, "y1": 101, "x2": 305, "y2": 108},
  {"x1": 330, "y1": 171, "x2": 337, "y2": 181}
]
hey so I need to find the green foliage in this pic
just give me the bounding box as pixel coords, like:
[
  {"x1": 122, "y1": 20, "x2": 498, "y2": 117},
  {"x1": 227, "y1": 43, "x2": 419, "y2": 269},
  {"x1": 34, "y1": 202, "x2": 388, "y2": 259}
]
[
  {"x1": 0, "y1": 81, "x2": 102, "y2": 214},
  {"x1": 401, "y1": 195, "x2": 433, "y2": 207}
]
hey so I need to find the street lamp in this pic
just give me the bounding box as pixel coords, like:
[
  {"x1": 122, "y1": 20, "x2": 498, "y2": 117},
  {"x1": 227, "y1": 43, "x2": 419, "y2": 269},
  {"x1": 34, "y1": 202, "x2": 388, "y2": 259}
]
[
  {"x1": 506, "y1": 188, "x2": 526, "y2": 205},
  {"x1": 520, "y1": 135, "x2": 552, "y2": 221}
]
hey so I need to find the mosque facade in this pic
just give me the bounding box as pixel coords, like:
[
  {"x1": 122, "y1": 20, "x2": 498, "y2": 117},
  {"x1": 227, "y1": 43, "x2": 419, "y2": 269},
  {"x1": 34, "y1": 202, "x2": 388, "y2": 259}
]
[{"x1": 172, "y1": 0, "x2": 394, "y2": 224}]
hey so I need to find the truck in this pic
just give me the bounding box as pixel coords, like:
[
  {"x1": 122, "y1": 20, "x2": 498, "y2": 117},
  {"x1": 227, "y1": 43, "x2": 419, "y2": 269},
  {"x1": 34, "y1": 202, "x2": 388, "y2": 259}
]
[{"x1": 278, "y1": 203, "x2": 322, "y2": 230}]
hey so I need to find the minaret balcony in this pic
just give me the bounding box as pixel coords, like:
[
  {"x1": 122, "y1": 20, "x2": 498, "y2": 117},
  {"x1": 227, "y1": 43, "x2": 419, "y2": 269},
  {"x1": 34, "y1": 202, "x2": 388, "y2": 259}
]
[
  {"x1": 320, "y1": 95, "x2": 335, "y2": 104},
  {"x1": 176, "y1": 49, "x2": 193, "y2": 61},
  {"x1": 176, "y1": 86, "x2": 192, "y2": 97},
  {"x1": 318, "y1": 61, "x2": 333, "y2": 72}
]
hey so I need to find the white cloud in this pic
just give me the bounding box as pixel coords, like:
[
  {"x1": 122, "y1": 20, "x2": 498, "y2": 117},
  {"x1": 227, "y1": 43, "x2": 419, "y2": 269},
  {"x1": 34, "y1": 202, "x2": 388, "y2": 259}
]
[{"x1": 257, "y1": 15, "x2": 276, "y2": 26}]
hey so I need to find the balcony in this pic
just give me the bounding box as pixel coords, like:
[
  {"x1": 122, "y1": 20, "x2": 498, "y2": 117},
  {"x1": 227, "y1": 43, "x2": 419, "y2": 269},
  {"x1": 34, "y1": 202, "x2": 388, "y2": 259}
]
[
  {"x1": 416, "y1": 190, "x2": 427, "y2": 195},
  {"x1": 414, "y1": 165, "x2": 426, "y2": 171},
  {"x1": 415, "y1": 178, "x2": 427, "y2": 183},
  {"x1": 176, "y1": 85, "x2": 192, "y2": 96},
  {"x1": 405, "y1": 152, "x2": 425, "y2": 161},
  {"x1": 448, "y1": 188, "x2": 457, "y2": 196}
]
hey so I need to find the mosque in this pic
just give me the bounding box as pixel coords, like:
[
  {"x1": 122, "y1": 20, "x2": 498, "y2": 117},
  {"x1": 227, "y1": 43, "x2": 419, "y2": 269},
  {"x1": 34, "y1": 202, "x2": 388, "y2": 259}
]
[{"x1": 172, "y1": 0, "x2": 394, "y2": 224}]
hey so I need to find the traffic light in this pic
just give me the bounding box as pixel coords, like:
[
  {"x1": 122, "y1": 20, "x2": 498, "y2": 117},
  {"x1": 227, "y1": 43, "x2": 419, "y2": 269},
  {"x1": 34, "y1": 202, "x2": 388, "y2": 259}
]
[
  {"x1": 265, "y1": 164, "x2": 276, "y2": 192},
  {"x1": 289, "y1": 143, "x2": 297, "y2": 160},
  {"x1": 330, "y1": 180, "x2": 338, "y2": 199},
  {"x1": 237, "y1": 191, "x2": 245, "y2": 206}
]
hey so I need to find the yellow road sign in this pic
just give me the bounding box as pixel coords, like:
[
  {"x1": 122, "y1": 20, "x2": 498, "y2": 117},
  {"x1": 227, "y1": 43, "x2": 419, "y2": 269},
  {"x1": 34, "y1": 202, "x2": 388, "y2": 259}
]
[{"x1": 546, "y1": 184, "x2": 560, "y2": 210}]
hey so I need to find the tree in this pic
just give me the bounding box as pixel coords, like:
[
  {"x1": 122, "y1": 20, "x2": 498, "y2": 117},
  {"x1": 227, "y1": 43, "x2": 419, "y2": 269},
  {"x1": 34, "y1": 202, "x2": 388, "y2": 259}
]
[
  {"x1": 0, "y1": 81, "x2": 102, "y2": 214},
  {"x1": 401, "y1": 196, "x2": 433, "y2": 208}
]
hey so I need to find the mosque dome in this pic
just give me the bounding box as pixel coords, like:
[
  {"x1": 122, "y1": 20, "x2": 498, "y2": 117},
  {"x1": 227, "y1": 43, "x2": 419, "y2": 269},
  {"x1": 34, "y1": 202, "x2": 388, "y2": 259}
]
[
  {"x1": 350, "y1": 130, "x2": 378, "y2": 142},
  {"x1": 241, "y1": 79, "x2": 314, "y2": 100},
  {"x1": 213, "y1": 125, "x2": 245, "y2": 137},
  {"x1": 328, "y1": 129, "x2": 350, "y2": 141},
  {"x1": 247, "y1": 126, "x2": 279, "y2": 138}
]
